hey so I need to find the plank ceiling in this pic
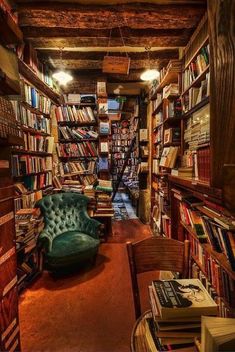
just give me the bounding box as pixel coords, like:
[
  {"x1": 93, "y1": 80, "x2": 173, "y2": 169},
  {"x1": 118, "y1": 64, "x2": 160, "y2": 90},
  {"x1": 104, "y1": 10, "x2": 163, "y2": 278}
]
[{"x1": 13, "y1": 0, "x2": 207, "y2": 92}]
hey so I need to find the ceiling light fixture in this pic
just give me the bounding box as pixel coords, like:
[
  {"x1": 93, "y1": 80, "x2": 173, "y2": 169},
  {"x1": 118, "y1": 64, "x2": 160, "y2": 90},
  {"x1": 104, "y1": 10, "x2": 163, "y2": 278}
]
[
  {"x1": 52, "y1": 48, "x2": 73, "y2": 86},
  {"x1": 140, "y1": 47, "x2": 160, "y2": 82}
]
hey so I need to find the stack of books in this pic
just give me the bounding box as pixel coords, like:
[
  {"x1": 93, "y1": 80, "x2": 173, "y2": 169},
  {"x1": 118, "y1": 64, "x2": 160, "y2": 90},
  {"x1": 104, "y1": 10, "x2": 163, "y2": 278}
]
[
  {"x1": 96, "y1": 179, "x2": 113, "y2": 193},
  {"x1": 15, "y1": 207, "x2": 43, "y2": 254},
  {"x1": 61, "y1": 180, "x2": 83, "y2": 193},
  {"x1": 146, "y1": 278, "x2": 217, "y2": 350},
  {"x1": 95, "y1": 192, "x2": 114, "y2": 217}
]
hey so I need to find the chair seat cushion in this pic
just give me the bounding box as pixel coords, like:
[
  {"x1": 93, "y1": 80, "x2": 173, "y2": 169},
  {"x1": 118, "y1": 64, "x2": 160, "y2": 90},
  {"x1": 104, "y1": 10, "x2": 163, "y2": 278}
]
[{"x1": 46, "y1": 231, "x2": 100, "y2": 268}]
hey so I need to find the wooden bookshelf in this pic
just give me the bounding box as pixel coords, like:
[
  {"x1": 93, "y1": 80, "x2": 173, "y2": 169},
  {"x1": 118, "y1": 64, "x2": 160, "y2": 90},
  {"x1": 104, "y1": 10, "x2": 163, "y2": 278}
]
[
  {"x1": 18, "y1": 59, "x2": 60, "y2": 105},
  {"x1": 182, "y1": 96, "x2": 209, "y2": 119},
  {"x1": 0, "y1": 69, "x2": 21, "y2": 95}
]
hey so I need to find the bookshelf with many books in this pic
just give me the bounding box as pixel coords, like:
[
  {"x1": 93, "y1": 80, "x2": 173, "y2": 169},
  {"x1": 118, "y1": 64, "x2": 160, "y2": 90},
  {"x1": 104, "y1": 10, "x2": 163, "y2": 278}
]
[
  {"x1": 150, "y1": 61, "x2": 182, "y2": 237},
  {"x1": 9, "y1": 57, "x2": 59, "y2": 293},
  {"x1": 111, "y1": 107, "x2": 139, "y2": 196}
]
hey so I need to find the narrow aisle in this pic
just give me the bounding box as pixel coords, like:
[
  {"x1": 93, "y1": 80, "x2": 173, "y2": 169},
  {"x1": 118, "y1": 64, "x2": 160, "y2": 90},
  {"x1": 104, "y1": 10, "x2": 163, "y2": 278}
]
[{"x1": 19, "y1": 220, "x2": 152, "y2": 352}]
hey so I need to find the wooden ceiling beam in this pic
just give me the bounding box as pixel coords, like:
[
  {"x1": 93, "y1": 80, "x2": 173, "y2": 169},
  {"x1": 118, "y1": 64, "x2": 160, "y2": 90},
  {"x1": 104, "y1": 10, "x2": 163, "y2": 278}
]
[
  {"x1": 17, "y1": 3, "x2": 206, "y2": 30},
  {"x1": 38, "y1": 49, "x2": 179, "y2": 61}
]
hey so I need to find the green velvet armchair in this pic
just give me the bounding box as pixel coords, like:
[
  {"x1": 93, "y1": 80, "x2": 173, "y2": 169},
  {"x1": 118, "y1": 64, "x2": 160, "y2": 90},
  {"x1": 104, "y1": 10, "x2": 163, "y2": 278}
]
[{"x1": 36, "y1": 193, "x2": 101, "y2": 270}]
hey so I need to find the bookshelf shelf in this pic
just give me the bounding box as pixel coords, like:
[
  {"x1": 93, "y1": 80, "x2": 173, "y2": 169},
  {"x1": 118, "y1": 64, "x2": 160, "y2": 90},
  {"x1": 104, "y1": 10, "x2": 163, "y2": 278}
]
[
  {"x1": 181, "y1": 65, "x2": 210, "y2": 96},
  {"x1": 0, "y1": 8, "x2": 23, "y2": 46},
  {"x1": 184, "y1": 36, "x2": 209, "y2": 69},
  {"x1": 21, "y1": 126, "x2": 50, "y2": 137},
  {"x1": 182, "y1": 95, "x2": 209, "y2": 119},
  {"x1": 11, "y1": 149, "x2": 52, "y2": 156},
  {"x1": 13, "y1": 170, "x2": 51, "y2": 177},
  {"x1": 169, "y1": 175, "x2": 222, "y2": 200},
  {"x1": 59, "y1": 138, "x2": 98, "y2": 143},
  {"x1": 58, "y1": 121, "x2": 97, "y2": 127},
  {"x1": 18, "y1": 59, "x2": 61, "y2": 105},
  {"x1": 151, "y1": 70, "x2": 180, "y2": 99},
  {"x1": 163, "y1": 117, "x2": 181, "y2": 125},
  {"x1": 163, "y1": 142, "x2": 181, "y2": 147},
  {"x1": 21, "y1": 102, "x2": 50, "y2": 118},
  {"x1": 59, "y1": 156, "x2": 98, "y2": 159}
]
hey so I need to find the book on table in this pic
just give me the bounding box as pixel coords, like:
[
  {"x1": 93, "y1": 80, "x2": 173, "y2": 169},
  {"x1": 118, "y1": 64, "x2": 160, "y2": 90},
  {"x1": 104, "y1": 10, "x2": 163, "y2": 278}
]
[{"x1": 151, "y1": 279, "x2": 217, "y2": 320}]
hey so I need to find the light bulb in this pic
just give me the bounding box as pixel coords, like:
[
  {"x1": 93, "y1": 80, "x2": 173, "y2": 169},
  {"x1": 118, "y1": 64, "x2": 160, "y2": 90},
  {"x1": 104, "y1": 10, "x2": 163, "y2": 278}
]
[
  {"x1": 52, "y1": 70, "x2": 73, "y2": 85},
  {"x1": 140, "y1": 69, "x2": 160, "y2": 81}
]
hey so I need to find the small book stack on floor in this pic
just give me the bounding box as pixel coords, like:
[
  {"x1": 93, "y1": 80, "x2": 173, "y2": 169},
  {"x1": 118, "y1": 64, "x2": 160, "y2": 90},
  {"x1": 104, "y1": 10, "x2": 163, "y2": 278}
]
[
  {"x1": 15, "y1": 207, "x2": 43, "y2": 253},
  {"x1": 94, "y1": 179, "x2": 114, "y2": 216},
  {"x1": 145, "y1": 279, "x2": 218, "y2": 351}
]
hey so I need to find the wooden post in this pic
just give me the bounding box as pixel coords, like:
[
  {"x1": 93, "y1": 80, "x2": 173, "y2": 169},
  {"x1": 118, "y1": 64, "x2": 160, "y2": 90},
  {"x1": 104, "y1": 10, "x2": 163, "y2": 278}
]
[{"x1": 207, "y1": 0, "x2": 235, "y2": 213}]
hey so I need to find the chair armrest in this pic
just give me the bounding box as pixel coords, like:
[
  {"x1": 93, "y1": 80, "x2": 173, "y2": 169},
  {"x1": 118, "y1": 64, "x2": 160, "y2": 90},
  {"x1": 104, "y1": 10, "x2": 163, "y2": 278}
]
[
  {"x1": 81, "y1": 215, "x2": 102, "y2": 239},
  {"x1": 37, "y1": 231, "x2": 53, "y2": 253}
]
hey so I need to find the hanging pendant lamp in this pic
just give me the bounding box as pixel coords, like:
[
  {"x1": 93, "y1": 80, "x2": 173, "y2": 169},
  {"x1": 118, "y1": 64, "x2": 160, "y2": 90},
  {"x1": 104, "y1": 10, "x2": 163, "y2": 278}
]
[
  {"x1": 140, "y1": 47, "x2": 160, "y2": 82},
  {"x1": 52, "y1": 48, "x2": 73, "y2": 86}
]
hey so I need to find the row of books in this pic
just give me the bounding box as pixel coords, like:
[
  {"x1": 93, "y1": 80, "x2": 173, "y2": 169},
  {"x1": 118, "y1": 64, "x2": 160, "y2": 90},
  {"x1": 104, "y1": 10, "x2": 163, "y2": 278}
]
[
  {"x1": 158, "y1": 59, "x2": 182, "y2": 85},
  {"x1": 14, "y1": 188, "x2": 43, "y2": 211},
  {"x1": 21, "y1": 80, "x2": 52, "y2": 115},
  {"x1": 55, "y1": 105, "x2": 96, "y2": 123},
  {"x1": 184, "y1": 108, "x2": 210, "y2": 150},
  {"x1": 22, "y1": 133, "x2": 54, "y2": 153},
  {"x1": 18, "y1": 43, "x2": 54, "y2": 87},
  {"x1": 56, "y1": 142, "x2": 98, "y2": 158},
  {"x1": 0, "y1": 97, "x2": 22, "y2": 139},
  {"x1": 19, "y1": 172, "x2": 52, "y2": 191},
  {"x1": 182, "y1": 44, "x2": 209, "y2": 92},
  {"x1": 59, "y1": 126, "x2": 98, "y2": 140},
  {"x1": 191, "y1": 261, "x2": 234, "y2": 316},
  {"x1": 94, "y1": 188, "x2": 114, "y2": 217},
  {"x1": 182, "y1": 73, "x2": 210, "y2": 113},
  {"x1": 12, "y1": 155, "x2": 52, "y2": 176},
  {"x1": 179, "y1": 199, "x2": 235, "y2": 269},
  {"x1": 11, "y1": 101, "x2": 51, "y2": 134},
  {"x1": 58, "y1": 160, "x2": 96, "y2": 176},
  {"x1": 112, "y1": 139, "x2": 131, "y2": 146}
]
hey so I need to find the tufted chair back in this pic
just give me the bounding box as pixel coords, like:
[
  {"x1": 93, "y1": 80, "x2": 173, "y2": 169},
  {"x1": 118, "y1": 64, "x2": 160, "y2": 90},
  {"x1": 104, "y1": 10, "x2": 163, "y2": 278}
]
[{"x1": 36, "y1": 193, "x2": 95, "y2": 241}]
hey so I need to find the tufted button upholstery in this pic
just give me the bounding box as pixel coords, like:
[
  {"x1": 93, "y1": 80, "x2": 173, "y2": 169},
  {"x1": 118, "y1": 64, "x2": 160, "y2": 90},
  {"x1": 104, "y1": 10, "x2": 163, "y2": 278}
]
[{"x1": 36, "y1": 193, "x2": 101, "y2": 270}]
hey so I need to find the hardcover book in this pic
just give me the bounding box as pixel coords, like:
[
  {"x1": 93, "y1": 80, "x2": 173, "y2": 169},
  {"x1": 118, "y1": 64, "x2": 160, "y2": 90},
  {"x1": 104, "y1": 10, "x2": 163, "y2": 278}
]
[{"x1": 152, "y1": 279, "x2": 217, "y2": 319}]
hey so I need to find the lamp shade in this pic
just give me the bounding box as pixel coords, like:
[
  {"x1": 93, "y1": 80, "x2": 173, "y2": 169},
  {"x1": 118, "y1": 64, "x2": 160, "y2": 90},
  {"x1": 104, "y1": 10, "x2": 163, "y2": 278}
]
[
  {"x1": 140, "y1": 69, "x2": 160, "y2": 81},
  {"x1": 52, "y1": 70, "x2": 73, "y2": 85}
]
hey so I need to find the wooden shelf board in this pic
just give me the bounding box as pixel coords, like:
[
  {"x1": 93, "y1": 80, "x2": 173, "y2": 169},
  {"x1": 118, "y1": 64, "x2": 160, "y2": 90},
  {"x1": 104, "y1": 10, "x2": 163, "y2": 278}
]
[
  {"x1": 181, "y1": 65, "x2": 209, "y2": 96},
  {"x1": 59, "y1": 156, "x2": 98, "y2": 159},
  {"x1": 163, "y1": 141, "x2": 181, "y2": 147},
  {"x1": 182, "y1": 96, "x2": 210, "y2": 118},
  {"x1": 169, "y1": 175, "x2": 222, "y2": 200},
  {"x1": 59, "y1": 138, "x2": 98, "y2": 143},
  {"x1": 21, "y1": 101, "x2": 50, "y2": 118},
  {"x1": 21, "y1": 126, "x2": 50, "y2": 136},
  {"x1": 11, "y1": 149, "x2": 52, "y2": 156},
  {"x1": 0, "y1": 9, "x2": 23, "y2": 45},
  {"x1": 18, "y1": 59, "x2": 61, "y2": 105},
  {"x1": 14, "y1": 170, "x2": 52, "y2": 177},
  {"x1": 58, "y1": 121, "x2": 97, "y2": 127},
  {"x1": 163, "y1": 117, "x2": 181, "y2": 125}
]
